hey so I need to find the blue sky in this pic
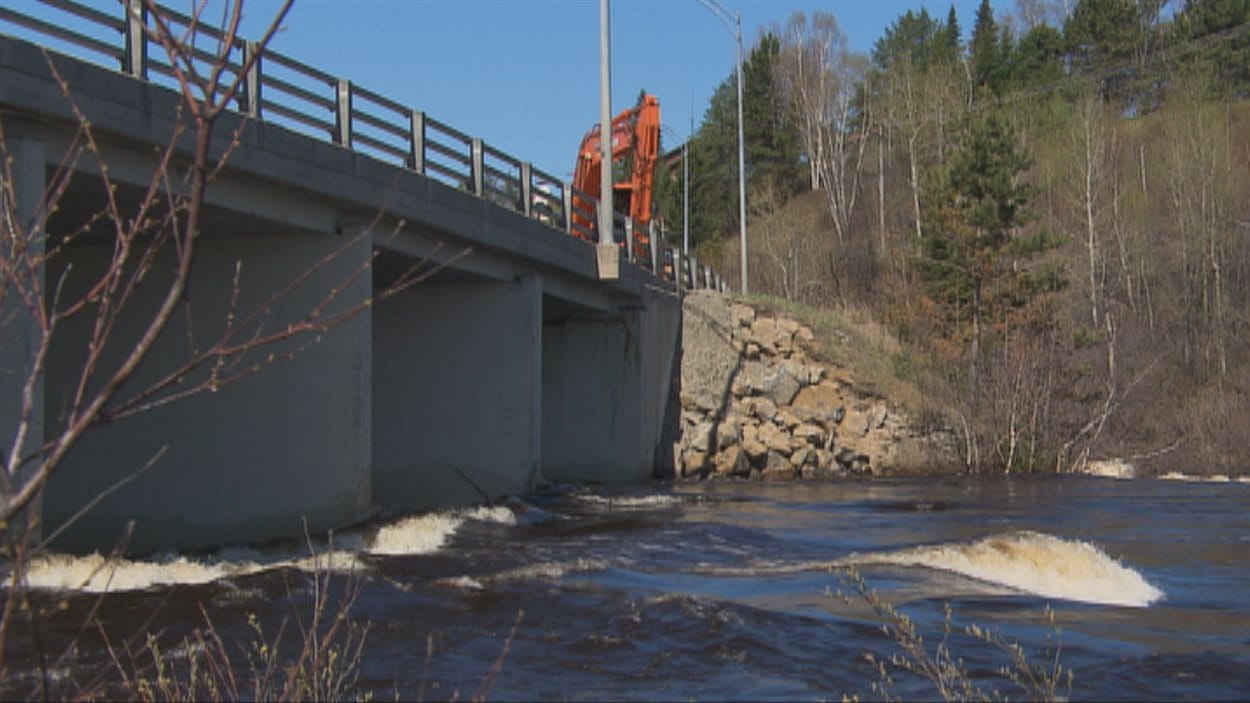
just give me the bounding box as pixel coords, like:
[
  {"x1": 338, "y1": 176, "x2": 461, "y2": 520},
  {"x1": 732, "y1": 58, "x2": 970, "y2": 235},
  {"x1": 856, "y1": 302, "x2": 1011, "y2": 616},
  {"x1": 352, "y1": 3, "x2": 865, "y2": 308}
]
[{"x1": 6, "y1": 0, "x2": 1013, "y2": 182}]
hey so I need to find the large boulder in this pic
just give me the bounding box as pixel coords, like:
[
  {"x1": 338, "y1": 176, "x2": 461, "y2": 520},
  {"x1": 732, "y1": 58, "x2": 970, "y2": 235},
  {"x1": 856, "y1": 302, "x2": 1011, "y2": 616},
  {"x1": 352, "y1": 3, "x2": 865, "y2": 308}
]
[
  {"x1": 761, "y1": 451, "x2": 796, "y2": 481},
  {"x1": 732, "y1": 361, "x2": 802, "y2": 406},
  {"x1": 714, "y1": 445, "x2": 751, "y2": 477}
]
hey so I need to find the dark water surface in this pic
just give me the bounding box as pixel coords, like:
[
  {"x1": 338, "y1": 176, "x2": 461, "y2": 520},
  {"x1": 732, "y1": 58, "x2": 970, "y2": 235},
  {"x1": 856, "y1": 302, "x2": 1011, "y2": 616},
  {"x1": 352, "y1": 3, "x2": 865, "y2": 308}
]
[{"x1": 9, "y1": 475, "x2": 1250, "y2": 701}]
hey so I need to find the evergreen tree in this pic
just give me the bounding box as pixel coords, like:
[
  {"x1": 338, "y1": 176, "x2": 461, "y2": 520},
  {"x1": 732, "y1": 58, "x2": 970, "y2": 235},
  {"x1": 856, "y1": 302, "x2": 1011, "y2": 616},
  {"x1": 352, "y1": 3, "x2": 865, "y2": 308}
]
[
  {"x1": 743, "y1": 33, "x2": 804, "y2": 194},
  {"x1": 1011, "y1": 23, "x2": 1067, "y2": 92},
  {"x1": 872, "y1": 8, "x2": 954, "y2": 71},
  {"x1": 1064, "y1": 0, "x2": 1144, "y2": 98},
  {"x1": 1175, "y1": 0, "x2": 1250, "y2": 97},
  {"x1": 918, "y1": 113, "x2": 1063, "y2": 361},
  {"x1": 965, "y1": 0, "x2": 1005, "y2": 96},
  {"x1": 687, "y1": 32, "x2": 802, "y2": 247},
  {"x1": 940, "y1": 5, "x2": 963, "y2": 63}
]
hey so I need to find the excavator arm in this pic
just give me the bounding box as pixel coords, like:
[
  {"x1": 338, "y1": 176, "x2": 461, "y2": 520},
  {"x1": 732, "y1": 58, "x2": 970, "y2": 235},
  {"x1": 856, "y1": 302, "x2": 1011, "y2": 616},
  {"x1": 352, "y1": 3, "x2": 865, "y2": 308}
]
[{"x1": 570, "y1": 94, "x2": 661, "y2": 258}]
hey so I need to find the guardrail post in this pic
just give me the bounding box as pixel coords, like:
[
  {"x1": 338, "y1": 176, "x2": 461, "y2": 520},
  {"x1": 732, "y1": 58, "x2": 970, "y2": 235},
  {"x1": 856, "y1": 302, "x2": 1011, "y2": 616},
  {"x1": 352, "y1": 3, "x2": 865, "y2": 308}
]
[
  {"x1": 242, "y1": 40, "x2": 262, "y2": 117},
  {"x1": 335, "y1": 79, "x2": 352, "y2": 146},
  {"x1": 123, "y1": 0, "x2": 147, "y2": 79},
  {"x1": 520, "y1": 163, "x2": 533, "y2": 217},
  {"x1": 688, "y1": 254, "x2": 698, "y2": 289},
  {"x1": 561, "y1": 184, "x2": 573, "y2": 233},
  {"x1": 624, "y1": 218, "x2": 634, "y2": 263},
  {"x1": 675, "y1": 245, "x2": 685, "y2": 291},
  {"x1": 649, "y1": 222, "x2": 659, "y2": 274},
  {"x1": 470, "y1": 139, "x2": 484, "y2": 196},
  {"x1": 408, "y1": 110, "x2": 425, "y2": 173}
]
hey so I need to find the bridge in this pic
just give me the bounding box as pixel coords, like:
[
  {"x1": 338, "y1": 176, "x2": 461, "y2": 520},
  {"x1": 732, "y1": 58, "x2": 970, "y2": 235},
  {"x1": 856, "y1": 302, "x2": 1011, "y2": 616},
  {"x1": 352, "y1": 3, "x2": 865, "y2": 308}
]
[{"x1": 0, "y1": 0, "x2": 727, "y2": 553}]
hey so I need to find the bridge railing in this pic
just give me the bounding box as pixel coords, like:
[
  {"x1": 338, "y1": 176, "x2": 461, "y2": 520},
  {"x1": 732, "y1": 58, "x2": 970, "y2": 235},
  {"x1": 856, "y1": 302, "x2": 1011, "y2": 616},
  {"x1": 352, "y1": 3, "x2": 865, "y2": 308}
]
[{"x1": 0, "y1": 0, "x2": 730, "y2": 293}]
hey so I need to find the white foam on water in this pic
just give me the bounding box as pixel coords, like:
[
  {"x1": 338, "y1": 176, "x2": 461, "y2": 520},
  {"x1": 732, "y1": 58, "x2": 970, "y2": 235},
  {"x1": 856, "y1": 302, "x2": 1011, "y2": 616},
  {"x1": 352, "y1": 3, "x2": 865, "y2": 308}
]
[
  {"x1": 1081, "y1": 459, "x2": 1136, "y2": 479},
  {"x1": 461, "y1": 505, "x2": 518, "y2": 525},
  {"x1": 1158, "y1": 471, "x2": 1244, "y2": 483},
  {"x1": 23, "y1": 552, "x2": 261, "y2": 593},
  {"x1": 436, "y1": 575, "x2": 486, "y2": 590},
  {"x1": 481, "y1": 558, "x2": 608, "y2": 584},
  {"x1": 689, "y1": 559, "x2": 838, "y2": 578},
  {"x1": 852, "y1": 531, "x2": 1164, "y2": 608},
  {"x1": 366, "y1": 513, "x2": 464, "y2": 556},
  {"x1": 20, "y1": 502, "x2": 524, "y2": 593},
  {"x1": 22, "y1": 543, "x2": 370, "y2": 594},
  {"x1": 575, "y1": 494, "x2": 683, "y2": 509}
]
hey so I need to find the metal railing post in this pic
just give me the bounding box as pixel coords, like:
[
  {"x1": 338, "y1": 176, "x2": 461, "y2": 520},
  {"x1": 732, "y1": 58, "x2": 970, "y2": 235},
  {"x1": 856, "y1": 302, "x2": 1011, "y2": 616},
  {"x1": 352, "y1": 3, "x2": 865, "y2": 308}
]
[
  {"x1": 562, "y1": 183, "x2": 573, "y2": 234},
  {"x1": 688, "y1": 254, "x2": 698, "y2": 289},
  {"x1": 408, "y1": 110, "x2": 425, "y2": 173},
  {"x1": 624, "y1": 218, "x2": 634, "y2": 263},
  {"x1": 123, "y1": 0, "x2": 147, "y2": 78},
  {"x1": 520, "y1": 162, "x2": 533, "y2": 217},
  {"x1": 649, "y1": 222, "x2": 659, "y2": 274},
  {"x1": 673, "y1": 246, "x2": 682, "y2": 293},
  {"x1": 470, "y1": 138, "x2": 484, "y2": 196},
  {"x1": 335, "y1": 78, "x2": 352, "y2": 146},
  {"x1": 242, "y1": 40, "x2": 262, "y2": 117}
]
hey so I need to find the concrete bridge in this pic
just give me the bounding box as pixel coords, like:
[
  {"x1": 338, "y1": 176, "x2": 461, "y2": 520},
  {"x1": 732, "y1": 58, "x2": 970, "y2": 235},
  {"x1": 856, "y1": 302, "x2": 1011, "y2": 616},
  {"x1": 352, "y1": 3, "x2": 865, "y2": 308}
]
[{"x1": 0, "y1": 1, "x2": 727, "y2": 553}]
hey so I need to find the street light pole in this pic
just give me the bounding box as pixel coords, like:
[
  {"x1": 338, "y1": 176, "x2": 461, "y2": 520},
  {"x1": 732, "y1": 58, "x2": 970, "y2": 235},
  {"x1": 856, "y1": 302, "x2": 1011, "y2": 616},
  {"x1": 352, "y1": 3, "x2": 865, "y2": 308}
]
[
  {"x1": 698, "y1": 0, "x2": 748, "y2": 294},
  {"x1": 597, "y1": 0, "x2": 619, "y2": 279}
]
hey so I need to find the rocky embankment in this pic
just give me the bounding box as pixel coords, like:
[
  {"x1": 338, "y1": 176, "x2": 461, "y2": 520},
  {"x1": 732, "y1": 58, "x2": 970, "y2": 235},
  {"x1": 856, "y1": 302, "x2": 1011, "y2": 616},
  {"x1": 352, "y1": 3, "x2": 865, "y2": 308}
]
[{"x1": 676, "y1": 291, "x2": 959, "y2": 480}]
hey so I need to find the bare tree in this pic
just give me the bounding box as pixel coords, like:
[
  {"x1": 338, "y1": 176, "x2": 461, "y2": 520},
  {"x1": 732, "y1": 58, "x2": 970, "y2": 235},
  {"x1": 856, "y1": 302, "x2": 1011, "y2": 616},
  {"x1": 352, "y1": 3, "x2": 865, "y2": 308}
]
[
  {"x1": 748, "y1": 175, "x2": 822, "y2": 302},
  {"x1": 775, "y1": 11, "x2": 871, "y2": 244},
  {"x1": 1014, "y1": 0, "x2": 1071, "y2": 30},
  {"x1": 1070, "y1": 93, "x2": 1116, "y2": 327},
  {"x1": 871, "y1": 58, "x2": 967, "y2": 242},
  {"x1": 1161, "y1": 71, "x2": 1235, "y2": 378}
]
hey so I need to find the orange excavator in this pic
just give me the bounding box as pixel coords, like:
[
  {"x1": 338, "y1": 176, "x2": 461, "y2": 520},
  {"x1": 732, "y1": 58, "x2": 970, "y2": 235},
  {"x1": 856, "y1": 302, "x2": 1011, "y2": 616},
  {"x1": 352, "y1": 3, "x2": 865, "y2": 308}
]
[{"x1": 571, "y1": 93, "x2": 661, "y2": 260}]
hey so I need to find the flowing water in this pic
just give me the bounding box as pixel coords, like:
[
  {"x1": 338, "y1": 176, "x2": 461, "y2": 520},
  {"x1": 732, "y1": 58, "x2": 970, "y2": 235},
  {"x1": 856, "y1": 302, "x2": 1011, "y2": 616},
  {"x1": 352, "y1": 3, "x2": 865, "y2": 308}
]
[{"x1": 7, "y1": 474, "x2": 1250, "y2": 701}]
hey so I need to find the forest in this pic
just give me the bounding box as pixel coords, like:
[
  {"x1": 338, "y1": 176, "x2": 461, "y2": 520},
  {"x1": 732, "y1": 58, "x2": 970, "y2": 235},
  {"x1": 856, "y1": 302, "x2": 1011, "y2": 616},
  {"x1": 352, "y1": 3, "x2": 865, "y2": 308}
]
[{"x1": 655, "y1": 0, "x2": 1250, "y2": 474}]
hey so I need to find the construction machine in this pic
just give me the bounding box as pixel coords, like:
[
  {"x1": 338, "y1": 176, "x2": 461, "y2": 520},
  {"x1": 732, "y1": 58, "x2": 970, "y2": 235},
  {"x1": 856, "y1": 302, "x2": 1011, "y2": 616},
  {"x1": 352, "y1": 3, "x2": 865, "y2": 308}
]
[{"x1": 571, "y1": 93, "x2": 660, "y2": 260}]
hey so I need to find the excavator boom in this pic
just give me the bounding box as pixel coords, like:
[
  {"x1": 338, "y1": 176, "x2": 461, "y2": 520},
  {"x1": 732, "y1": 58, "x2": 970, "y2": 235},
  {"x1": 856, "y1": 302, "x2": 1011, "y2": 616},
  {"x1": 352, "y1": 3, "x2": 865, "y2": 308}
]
[{"x1": 570, "y1": 94, "x2": 661, "y2": 258}]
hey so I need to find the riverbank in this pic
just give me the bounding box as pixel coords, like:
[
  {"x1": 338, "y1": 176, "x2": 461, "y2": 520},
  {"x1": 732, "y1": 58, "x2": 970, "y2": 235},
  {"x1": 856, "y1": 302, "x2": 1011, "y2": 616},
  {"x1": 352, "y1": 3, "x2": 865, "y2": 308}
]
[{"x1": 675, "y1": 291, "x2": 961, "y2": 480}]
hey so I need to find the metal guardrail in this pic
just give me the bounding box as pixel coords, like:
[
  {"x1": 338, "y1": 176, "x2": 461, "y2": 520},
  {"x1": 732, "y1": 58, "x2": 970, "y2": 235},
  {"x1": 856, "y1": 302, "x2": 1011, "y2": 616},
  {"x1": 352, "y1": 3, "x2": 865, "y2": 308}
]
[{"x1": 0, "y1": 0, "x2": 730, "y2": 293}]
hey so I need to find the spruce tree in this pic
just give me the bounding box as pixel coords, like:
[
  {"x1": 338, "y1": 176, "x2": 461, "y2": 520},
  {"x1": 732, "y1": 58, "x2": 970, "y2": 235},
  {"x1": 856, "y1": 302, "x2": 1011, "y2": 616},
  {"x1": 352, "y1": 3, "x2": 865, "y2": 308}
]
[
  {"x1": 970, "y1": 0, "x2": 1004, "y2": 98},
  {"x1": 687, "y1": 32, "x2": 802, "y2": 247},
  {"x1": 919, "y1": 113, "x2": 1063, "y2": 363}
]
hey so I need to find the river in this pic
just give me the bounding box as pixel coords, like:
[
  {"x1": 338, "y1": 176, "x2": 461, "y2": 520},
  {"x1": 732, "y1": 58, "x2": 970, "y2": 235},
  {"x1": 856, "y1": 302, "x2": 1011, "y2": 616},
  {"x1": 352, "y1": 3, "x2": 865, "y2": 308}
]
[{"x1": 8, "y1": 474, "x2": 1250, "y2": 701}]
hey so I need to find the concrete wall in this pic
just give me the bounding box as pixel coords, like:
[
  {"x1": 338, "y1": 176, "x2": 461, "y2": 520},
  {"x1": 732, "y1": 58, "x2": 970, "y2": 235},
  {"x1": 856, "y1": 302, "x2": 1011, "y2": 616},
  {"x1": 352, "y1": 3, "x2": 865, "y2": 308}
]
[
  {"x1": 372, "y1": 276, "x2": 542, "y2": 512},
  {"x1": 541, "y1": 286, "x2": 682, "y2": 483},
  {"x1": 41, "y1": 215, "x2": 373, "y2": 554}
]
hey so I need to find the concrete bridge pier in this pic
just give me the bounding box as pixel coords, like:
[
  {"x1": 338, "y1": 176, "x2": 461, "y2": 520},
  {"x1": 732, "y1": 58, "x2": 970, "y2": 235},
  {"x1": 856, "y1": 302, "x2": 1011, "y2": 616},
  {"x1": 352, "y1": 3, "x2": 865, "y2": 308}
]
[
  {"x1": 541, "y1": 285, "x2": 682, "y2": 484},
  {"x1": 371, "y1": 274, "x2": 543, "y2": 511},
  {"x1": 39, "y1": 203, "x2": 375, "y2": 554}
]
